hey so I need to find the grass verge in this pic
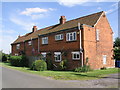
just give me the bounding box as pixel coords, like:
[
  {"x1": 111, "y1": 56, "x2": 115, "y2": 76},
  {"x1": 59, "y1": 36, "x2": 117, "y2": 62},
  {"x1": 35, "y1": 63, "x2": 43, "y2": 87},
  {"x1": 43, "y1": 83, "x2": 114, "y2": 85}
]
[{"x1": 0, "y1": 62, "x2": 119, "y2": 80}]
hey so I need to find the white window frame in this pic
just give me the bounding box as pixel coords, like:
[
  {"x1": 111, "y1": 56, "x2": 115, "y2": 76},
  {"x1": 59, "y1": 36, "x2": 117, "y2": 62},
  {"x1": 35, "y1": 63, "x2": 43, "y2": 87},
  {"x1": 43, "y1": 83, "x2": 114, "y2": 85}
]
[
  {"x1": 66, "y1": 32, "x2": 76, "y2": 41},
  {"x1": 41, "y1": 52, "x2": 47, "y2": 61},
  {"x1": 28, "y1": 41, "x2": 32, "y2": 45},
  {"x1": 15, "y1": 53, "x2": 18, "y2": 56},
  {"x1": 103, "y1": 55, "x2": 107, "y2": 64},
  {"x1": 42, "y1": 37, "x2": 48, "y2": 44},
  {"x1": 16, "y1": 44, "x2": 20, "y2": 49},
  {"x1": 72, "y1": 52, "x2": 80, "y2": 60},
  {"x1": 96, "y1": 29, "x2": 99, "y2": 41},
  {"x1": 55, "y1": 34, "x2": 63, "y2": 40},
  {"x1": 54, "y1": 52, "x2": 61, "y2": 62}
]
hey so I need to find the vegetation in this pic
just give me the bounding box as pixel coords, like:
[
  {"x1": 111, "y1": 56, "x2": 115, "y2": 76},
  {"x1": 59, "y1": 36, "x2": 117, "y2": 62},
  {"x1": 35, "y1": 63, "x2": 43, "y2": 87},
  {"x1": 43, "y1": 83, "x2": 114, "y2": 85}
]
[
  {"x1": 1, "y1": 62, "x2": 119, "y2": 80},
  {"x1": 59, "y1": 60, "x2": 68, "y2": 71},
  {"x1": 31, "y1": 60, "x2": 47, "y2": 71},
  {"x1": 9, "y1": 55, "x2": 28, "y2": 67},
  {"x1": 114, "y1": 37, "x2": 120, "y2": 60},
  {"x1": 75, "y1": 57, "x2": 91, "y2": 72}
]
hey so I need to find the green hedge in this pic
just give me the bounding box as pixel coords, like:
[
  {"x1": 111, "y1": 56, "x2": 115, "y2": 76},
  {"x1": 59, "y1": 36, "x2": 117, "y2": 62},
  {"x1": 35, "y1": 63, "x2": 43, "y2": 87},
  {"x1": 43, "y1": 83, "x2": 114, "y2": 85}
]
[
  {"x1": 31, "y1": 60, "x2": 47, "y2": 71},
  {"x1": 9, "y1": 55, "x2": 28, "y2": 67}
]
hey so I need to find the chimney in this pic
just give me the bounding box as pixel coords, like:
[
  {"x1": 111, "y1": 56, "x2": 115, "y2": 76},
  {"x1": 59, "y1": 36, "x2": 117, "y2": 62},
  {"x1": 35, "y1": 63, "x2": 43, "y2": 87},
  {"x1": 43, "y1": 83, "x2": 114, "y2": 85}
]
[
  {"x1": 32, "y1": 26, "x2": 37, "y2": 32},
  {"x1": 59, "y1": 16, "x2": 66, "y2": 24}
]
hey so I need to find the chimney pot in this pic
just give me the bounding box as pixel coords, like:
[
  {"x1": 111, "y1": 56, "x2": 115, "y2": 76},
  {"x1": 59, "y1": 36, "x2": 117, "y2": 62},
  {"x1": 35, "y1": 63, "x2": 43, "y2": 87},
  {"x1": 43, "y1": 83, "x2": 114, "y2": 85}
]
[
  {"x1": 32, "y1": 26, "x2": 37, "y2": 32},
  {"x1": 59, "y1": 16, "x2": 66, "y2": 24}
]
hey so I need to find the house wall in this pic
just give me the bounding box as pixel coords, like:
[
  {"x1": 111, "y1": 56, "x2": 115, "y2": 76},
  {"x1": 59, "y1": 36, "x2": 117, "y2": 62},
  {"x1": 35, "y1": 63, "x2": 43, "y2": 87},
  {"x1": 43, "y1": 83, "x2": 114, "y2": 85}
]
[{"x1": 83, "y1": 13, "x2": 114, "y2": 69}]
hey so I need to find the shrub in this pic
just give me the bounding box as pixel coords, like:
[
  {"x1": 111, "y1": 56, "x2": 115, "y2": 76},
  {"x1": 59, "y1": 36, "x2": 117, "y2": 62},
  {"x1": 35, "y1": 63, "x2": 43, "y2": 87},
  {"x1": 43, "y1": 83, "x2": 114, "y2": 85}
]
[
  {"x1": 100, "y1": 67, "x2": 107, "y2": 70},
  {"x1": 31, "y1": 60, "x2": 47, "y2": 71},
  {"x1": 75, "y1": 65, "x2": 91, "y2": 72},
  {"x1": 59, "y1": 60, "x2": 68, "y2": 70},
  {"x1": 9, "y1": 55, "x2": 29, "y2": 67},
  {"x1": 46, "y1": 59, "x2": 53, "y2": 70},
  {"x1": 9, "y1": 56, "x2": 22, "y2": 66},
  {"x1": 2, "y1": 54, "x2": 7, "y2": 62}
]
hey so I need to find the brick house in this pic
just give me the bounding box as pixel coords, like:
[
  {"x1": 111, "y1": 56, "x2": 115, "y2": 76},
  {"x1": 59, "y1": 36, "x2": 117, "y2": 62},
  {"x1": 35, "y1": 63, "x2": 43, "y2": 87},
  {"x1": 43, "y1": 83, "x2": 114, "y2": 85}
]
[{"x1": 11, "y1": 11, "x2": 115, "y2": 70}]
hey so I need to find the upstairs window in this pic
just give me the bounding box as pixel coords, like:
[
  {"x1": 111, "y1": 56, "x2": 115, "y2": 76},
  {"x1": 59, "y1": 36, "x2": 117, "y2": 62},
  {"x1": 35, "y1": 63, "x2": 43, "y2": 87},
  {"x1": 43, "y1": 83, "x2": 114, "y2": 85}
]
[
  {"x1": 72, "y1": 52, "x2": 80, "y2": 60},
  {"x1": 54, "y1": 52, "x2": 61, "y2": 62},
  {"x1": 28, "y1": 41, "x2": 32, "y2": 46},
  {"x1": 66, "y1": 32, "x2": 76, "y2": 41},
  {"x1": 55, "y1": 34, "x2": 63, "y2": 40},
  {"x1": 42, "y1": 37, "x2": 48, "y2": 44},
  {"x1": 96, "y1": 29, "x2": 99, "y2": 41},
  {"x1": 16, "y1": 44, "x2": 20, "y2": 49}
]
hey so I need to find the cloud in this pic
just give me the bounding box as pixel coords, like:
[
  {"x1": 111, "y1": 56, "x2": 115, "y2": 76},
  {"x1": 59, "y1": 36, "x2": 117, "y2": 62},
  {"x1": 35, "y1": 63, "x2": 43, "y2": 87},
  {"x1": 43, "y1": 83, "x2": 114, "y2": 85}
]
[
  {"x1": 10, "y1": 17, "x2": 37, "y2": 32},
  {"x1": 57, "y1": 0, "x2": 119, "y2": 7},
  {"x1": 20, "y1": 7, "x2": 56, "y2": 20},
  {"x1": 20, "y1": 7, "x2": 48, "y2": 16}
]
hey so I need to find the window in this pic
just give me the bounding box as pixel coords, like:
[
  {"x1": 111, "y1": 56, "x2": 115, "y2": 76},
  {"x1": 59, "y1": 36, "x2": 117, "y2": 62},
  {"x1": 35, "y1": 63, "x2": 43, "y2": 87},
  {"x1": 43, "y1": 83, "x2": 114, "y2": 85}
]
[
  {"x1": 54, "y1": 52, "x2": 61, "y2": 62},
  {"x1": 28, "y1": 41, "x2": 32, "y2": 45},
  {"x1": 55, "y1": 34, "x2": 63, "y2": 40},
  {"x1": 96, "y1": 29, "x2": 99, "y2": 41},
  {"x1": 103, "y1": 55, "x2": 107, "y2": 64},
  {"x1": 72, "y1": 52, "x2": 80, "y2": 60},
  {"x1": 15, "y1": 53, "x2": 18, "y2": 56},
  {"x1": 16, "y1": 44, "x2": 20, "y2": 49},
  {"x1": 66, "y1": 32, "x2": 76, "y2": 41},
  {"x1": 42, "y1": 37, "x2": 48, "y2": 44},
  {"x1": 41, "y1": 52, "x2": 46, "y2": 61}
]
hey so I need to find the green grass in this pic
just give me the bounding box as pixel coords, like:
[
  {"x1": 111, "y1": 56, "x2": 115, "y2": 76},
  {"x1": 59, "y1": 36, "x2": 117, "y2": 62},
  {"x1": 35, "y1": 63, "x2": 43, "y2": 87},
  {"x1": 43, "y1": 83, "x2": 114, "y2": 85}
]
[{"x1": 0, "y1": 62, "x2": 119, "y2": 80}]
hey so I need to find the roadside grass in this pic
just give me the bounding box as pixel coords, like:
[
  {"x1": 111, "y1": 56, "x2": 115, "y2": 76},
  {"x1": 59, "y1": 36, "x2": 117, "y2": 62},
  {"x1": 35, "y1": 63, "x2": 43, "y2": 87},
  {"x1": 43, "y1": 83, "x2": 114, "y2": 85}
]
[{"x1": 0, "y1": 62, "x2": 119, "y2": 80}]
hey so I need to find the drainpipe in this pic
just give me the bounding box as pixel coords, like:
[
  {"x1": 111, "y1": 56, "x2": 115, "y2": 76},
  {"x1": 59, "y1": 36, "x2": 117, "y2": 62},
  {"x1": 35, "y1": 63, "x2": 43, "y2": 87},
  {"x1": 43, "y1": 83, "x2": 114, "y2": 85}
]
[
  {"x1": 38, "y1": 34, "x2": 40, "y2": 53},
  {"x1": 78, "y1": 23, "x2": 83, "y2": 67}
]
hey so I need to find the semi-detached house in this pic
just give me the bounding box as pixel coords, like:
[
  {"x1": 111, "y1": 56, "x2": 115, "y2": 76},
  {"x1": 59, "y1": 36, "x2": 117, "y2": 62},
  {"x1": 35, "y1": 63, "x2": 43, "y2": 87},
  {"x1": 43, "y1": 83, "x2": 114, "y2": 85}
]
[{"x1": 11, "y1": 11, "x2": 115, "y2": 70}]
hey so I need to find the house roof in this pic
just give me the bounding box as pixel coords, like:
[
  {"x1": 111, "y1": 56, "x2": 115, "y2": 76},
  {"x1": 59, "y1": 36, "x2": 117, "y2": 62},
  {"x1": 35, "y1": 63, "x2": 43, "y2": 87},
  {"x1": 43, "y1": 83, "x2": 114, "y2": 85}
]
[{"x1": 12, "y1": 11, "x2": 104, "y2": 44}]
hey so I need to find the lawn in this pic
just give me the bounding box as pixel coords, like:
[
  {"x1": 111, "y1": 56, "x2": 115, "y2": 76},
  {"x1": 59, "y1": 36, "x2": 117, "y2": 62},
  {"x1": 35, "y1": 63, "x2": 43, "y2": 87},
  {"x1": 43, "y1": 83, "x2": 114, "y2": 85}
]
[{"x1": 0, "y1": 62, "x2": 119, "y2": 80}]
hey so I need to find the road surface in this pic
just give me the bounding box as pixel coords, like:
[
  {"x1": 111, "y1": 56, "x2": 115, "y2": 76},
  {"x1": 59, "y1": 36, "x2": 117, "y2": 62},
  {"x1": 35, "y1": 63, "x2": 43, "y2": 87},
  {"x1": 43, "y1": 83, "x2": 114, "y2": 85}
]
[{"x1": 1, "y1": 67, "x2": 119, "y2": 88}]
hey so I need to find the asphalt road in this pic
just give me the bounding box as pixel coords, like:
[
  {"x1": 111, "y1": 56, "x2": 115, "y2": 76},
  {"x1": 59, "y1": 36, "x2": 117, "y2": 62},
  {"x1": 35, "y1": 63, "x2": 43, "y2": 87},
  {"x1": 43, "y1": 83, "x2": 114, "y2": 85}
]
[{"x1": 1, "y1": 67, "x2": 119, "y2": 88}]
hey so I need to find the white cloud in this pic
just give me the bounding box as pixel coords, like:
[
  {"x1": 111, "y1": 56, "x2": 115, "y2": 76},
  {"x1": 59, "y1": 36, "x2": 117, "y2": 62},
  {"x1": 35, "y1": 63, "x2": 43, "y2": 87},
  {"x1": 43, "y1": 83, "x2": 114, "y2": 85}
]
[
  {"x1": 57, "y1": 0, "x2": 119, "y2": 7},
  {"x1": 20, "y1": 7, "x2": 56, "y2": 20},
  {"x1": 20, "y1": 7, "x2": 48, "y2": 16},
  {"x1": 10, "y1": 17, "x2": 37, "y2": 32},
  {"x1": 0, "y1": 29, "x2": 17, "y2": 34}
]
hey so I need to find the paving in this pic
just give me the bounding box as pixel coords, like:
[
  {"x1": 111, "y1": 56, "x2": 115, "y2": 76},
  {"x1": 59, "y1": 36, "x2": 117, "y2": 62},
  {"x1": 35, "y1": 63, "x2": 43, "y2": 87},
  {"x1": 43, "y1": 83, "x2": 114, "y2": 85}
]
[{"x1": 1, "y1": 67, "x2": 119, "y2": 88}]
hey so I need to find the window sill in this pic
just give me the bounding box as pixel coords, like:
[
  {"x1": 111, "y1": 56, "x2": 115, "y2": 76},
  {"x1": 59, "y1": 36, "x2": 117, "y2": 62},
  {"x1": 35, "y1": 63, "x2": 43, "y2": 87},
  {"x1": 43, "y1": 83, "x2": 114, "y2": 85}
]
[
  {"x1": 73, "y1": 59, "x2": 80, "y2": 60},
  {"x1": 55, "y1": 60, "x2": 61, "y2": 62},
  {"x1": 66, "y1": 40, "x2": 77, "y2": 43}
]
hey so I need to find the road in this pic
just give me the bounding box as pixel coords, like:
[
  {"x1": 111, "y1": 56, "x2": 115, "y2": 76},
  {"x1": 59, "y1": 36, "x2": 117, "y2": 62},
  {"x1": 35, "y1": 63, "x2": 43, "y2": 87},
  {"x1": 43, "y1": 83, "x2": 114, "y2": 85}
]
[{"x1": 1, "y1": 67, "x2": 119, "y2": 88}]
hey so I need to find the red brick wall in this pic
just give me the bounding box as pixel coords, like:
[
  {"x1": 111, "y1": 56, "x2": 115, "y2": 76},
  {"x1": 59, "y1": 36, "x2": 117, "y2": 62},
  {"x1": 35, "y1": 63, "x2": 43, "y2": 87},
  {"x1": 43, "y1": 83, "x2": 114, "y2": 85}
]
[{"x1": 83, "y1": 13, "x2": 114, "y2": 69}]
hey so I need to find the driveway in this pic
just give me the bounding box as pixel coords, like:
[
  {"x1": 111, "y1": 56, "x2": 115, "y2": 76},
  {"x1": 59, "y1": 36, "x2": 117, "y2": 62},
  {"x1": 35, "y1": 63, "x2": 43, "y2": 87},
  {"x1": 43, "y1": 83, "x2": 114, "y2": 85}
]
[{"x1": 1, "y1": 67, "x2": 119, "y2": 88}]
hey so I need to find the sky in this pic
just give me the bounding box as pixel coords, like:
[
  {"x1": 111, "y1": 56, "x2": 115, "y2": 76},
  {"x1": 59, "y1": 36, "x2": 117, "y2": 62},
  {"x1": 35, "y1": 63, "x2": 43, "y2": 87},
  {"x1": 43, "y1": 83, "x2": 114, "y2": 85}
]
[{"x1": 0, "y1": 1, "x2": 119, "y2": 54}]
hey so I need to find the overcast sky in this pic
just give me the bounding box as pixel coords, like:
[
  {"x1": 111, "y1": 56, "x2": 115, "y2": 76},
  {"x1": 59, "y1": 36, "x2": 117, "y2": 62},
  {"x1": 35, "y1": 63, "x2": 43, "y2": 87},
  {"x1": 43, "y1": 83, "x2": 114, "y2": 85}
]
[{"x1": 1, "y1": 1, "x2": 119, "y2": 54}]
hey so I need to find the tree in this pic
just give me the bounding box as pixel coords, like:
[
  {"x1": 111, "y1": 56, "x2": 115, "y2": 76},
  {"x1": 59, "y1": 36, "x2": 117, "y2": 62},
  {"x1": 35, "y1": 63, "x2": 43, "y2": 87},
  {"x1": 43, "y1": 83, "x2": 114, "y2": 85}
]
[{"x1": 114, "y1": 37, "x2": 120, "y2": 60}]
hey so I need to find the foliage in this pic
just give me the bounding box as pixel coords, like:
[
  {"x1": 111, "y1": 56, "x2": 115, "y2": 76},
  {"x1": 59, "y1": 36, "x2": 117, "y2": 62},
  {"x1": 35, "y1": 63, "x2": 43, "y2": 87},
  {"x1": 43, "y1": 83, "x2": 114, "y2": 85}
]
[
  {"x1": 46, "y1": 59, "x2": 53, "y2": 70},
  {"x1": 74, "y1": 65, "x2": 91, "y2": 72},
  {"x1": 100, "y1": 67, "x2": 107, "y2": 70},
  {"x1": 114, "y1": 37, "x2": 120, "y2": 48},
  {"x1": 9, "y1": 55, "x2": 29, "y2": 67},
  {"x1": 59, "y1": 60, "x2": 68, "y2": 71},
  {"x1": 114, "y1": 37, "x2": 120, "y2": 60},
  {"x1": 31, "y1": 60, "x2": 47, "y2": 71},
  {"x1": 2, "y1": 54, "x2": 7, "y2": 62}
]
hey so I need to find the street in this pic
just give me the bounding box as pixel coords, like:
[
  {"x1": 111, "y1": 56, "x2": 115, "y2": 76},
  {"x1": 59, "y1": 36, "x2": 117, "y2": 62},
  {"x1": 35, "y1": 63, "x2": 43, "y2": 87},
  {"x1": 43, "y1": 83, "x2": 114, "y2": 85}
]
[{"x1": 1, "y1": 67, "x2": 119, "y2": 88}]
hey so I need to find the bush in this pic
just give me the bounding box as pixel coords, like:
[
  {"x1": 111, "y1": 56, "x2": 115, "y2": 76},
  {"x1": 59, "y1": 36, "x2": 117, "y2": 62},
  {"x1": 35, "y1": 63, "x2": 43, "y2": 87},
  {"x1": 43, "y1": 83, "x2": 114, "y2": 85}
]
[
  {"x1": 75, "y1": 65, "x2": 91, "y2": 72},
  {"x1": 9, "y1": 55, "x2": 29, "y2": 67},
  {"x1": 2, "y1": 54, "x2": 7, "y2": 62},
  {"x1": 46, "y1": 59, "x2": 53, "y2": 70},
  {"x1": 59, "y1": 60, "x2": 68, "y2": 71},
  {"x1": 31, "y1": 60, "x2": 47, "y2": 71},
  {"x1": 9, "y1": 56, "x2": 22, "y2": 66}
]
